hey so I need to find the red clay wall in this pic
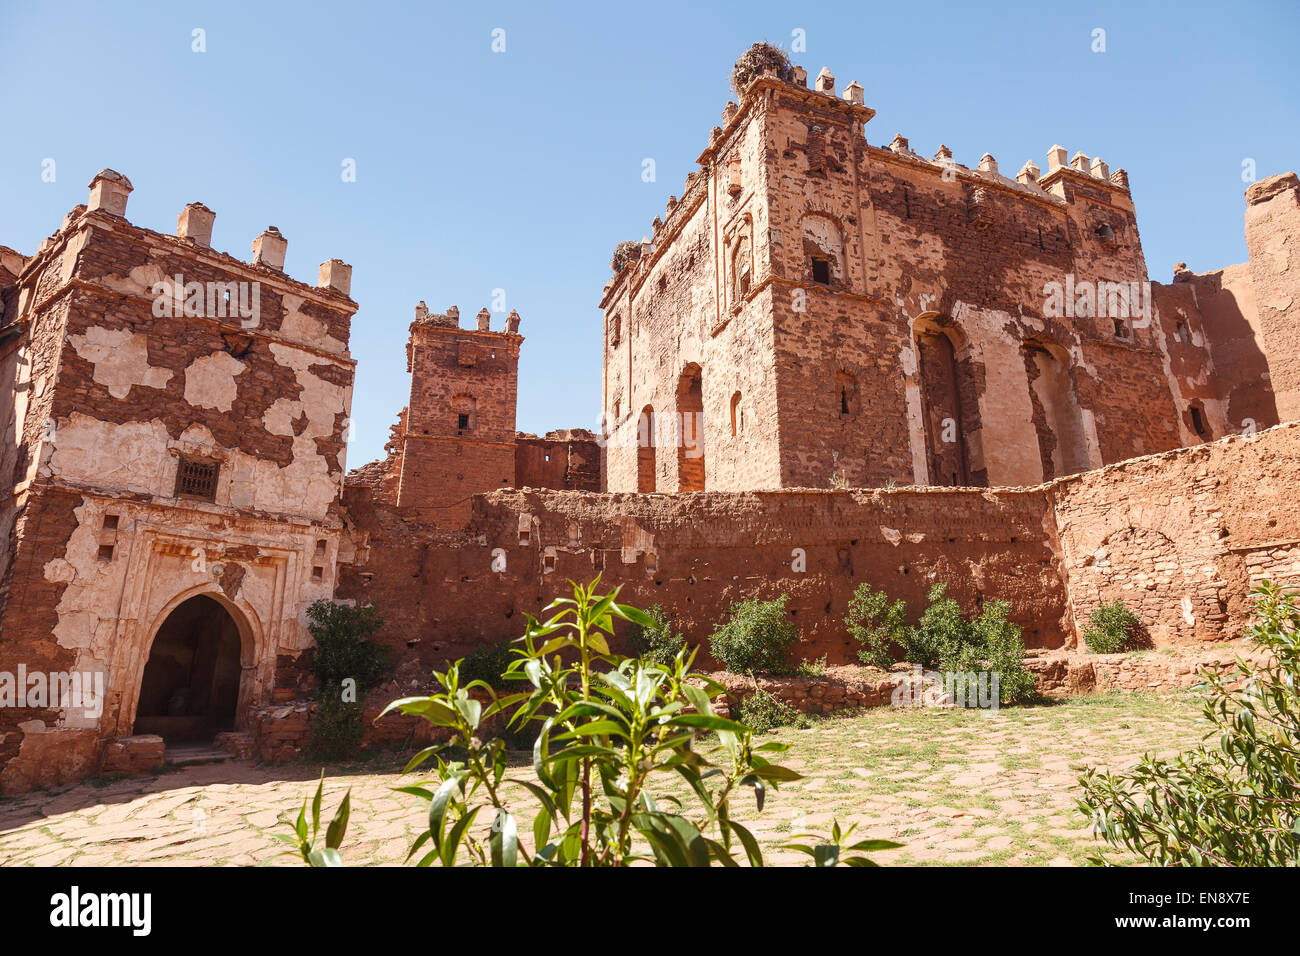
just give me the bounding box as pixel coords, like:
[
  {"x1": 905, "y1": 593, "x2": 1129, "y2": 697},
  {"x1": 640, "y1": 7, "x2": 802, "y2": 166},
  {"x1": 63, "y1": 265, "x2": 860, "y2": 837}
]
[{"x1": 340, "y1": 421, "x2": 1300, "y2": 671}]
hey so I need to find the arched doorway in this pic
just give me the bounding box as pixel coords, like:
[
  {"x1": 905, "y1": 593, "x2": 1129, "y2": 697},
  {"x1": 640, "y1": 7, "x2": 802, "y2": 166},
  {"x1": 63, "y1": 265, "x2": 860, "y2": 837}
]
[
  {"x1": 915, "y1": 321, "x2": 981, "y2": 486},
  {"x1": 637, "y1": 405, "x2": 656, "y2": 492},
  {"x1": 676, "y1": 364, "x2": 706, "y2": 491},
  {"x1": 1023, "y1": 341, "x2": 1089, "y2": 479},
  {"x1": 134, "y1": 594, "x2": 242, "y2": 742}
]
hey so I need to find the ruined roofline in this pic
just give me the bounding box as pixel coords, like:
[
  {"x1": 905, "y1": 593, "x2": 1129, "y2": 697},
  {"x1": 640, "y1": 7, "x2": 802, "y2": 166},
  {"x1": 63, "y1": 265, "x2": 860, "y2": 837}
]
[
  {"x1": 409, "y1": 301, "x2": 523, "y2": 337},
  {"x1": 17, "y1": 169, "x2": 357, "y2": 311}
]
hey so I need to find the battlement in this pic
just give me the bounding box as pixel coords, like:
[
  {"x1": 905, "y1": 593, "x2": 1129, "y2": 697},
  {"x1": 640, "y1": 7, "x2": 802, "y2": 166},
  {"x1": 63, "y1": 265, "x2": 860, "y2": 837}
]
[
  {"x1": 30, "y1": 168, "x2": 355, "y2": 301},
  {"x1": 411, "y1": 301, "x2": 522, "y2": 336}
]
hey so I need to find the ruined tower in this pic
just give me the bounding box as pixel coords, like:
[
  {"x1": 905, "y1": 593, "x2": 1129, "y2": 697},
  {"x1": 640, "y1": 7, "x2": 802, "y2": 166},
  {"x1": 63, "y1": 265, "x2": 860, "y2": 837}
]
[
  {"x1": 600, "y1": 46, "x2": 1233, "y2": 493},
  {"x1": 393, "y1": 304, "x2": 523, "y2": 527}
]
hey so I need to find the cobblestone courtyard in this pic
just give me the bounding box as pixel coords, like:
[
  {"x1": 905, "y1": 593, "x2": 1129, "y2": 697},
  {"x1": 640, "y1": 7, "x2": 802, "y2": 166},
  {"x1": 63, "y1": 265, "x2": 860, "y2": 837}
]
[{"x1": 0, "y1": 690, "x2": 1208, "y2": 867}]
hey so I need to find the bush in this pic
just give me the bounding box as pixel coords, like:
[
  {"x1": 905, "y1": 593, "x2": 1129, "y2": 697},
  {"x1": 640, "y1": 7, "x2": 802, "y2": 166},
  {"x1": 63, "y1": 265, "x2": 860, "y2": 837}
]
[
  {"x1": 1078, "y1": 581, "x2": 1300, "y2": 865},
  {"x1": 905, "y1": 583, "x2": 967, "y2": 669},
  {"x1": 845, "y1": 583, "x2": 1036, "y2": 706},
  {"x1": 307, "y1": 600, "x2": 388, "y2": 688},
  {"x1": 965, "y1": 599, "x2": 1036, "y2": 705},
  {"x1": 456, "y1": 638, "x2": 516, "y2": 688},
  {"x1": 846, "y1": 582, "x2": 910, "y2": 669},
  {"x1": 1081, "y1": 600, "x2": 1142, "y2": 653},
  {"x1": 795, "y1": 654, "x2": 828, "y2": 677},
  {"x1": 305, "y1": 600, "x2": 387, "y2": 759},
  {"x1": 709, "y1": 595, "x2": 798, "y2": 673},
  {"x1": 333, "y1": 578, "x2": 900, "y2": 867},
  {"x1": 628, "y1": 604, "x2": 686, "y2": 666},
  {"x1": 738, "y1": 686, "x2": 804, "y2": 733}
]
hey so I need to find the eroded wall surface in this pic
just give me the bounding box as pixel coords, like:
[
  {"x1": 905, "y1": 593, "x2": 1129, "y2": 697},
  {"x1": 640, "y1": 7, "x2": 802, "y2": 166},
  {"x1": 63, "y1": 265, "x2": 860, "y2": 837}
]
[
  {"x1": 0, "y1": 184, "x2": 357, "y2": 793},
  {"x1": 339, "y1": 421, "x2": 1300, "y2": 678}
]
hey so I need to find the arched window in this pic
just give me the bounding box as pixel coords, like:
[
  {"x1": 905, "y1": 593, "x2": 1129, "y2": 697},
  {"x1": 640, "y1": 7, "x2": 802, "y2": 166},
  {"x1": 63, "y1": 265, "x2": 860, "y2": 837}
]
[
  {"x1": 637, "y1": 405, "x2": 656, "y2": 492},
  {"x1": 834, "y1": 370, "x2": 858, "y2": 418},
  {"x1": 730, "y1": 391, "x2": 743, "y2": 436},
  {"x1": 730, "y1": 226, "x2": 752, "y2": 305}
]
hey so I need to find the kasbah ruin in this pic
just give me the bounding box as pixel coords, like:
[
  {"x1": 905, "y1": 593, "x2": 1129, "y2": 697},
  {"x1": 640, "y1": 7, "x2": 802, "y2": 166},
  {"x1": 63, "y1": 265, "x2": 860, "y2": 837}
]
[{"x1": 0, "y1": 44, "x2": 1297, "y2": 795}]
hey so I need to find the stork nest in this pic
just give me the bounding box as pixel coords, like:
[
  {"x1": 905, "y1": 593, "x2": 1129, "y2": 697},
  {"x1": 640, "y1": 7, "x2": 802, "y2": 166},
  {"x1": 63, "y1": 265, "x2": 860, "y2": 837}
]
[{"x1": 731, "y1": 42, "x2": 793, "y2": 93}]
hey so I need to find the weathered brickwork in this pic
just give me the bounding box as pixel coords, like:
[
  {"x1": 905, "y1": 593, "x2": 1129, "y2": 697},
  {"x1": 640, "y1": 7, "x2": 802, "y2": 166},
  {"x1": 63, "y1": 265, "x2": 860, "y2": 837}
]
[
  {"x1": 0, "y1": 171, "x2": 358, "y2": 792},
  {"x1": 2, "y1": 48, "x2": 1298, "y2": 793},
  {"x1": 515, "y1": 429, "x2": 601, "y2": 492},
  {"x1": 599, "y1": 53, "x2": 1299, "y2": 493}
]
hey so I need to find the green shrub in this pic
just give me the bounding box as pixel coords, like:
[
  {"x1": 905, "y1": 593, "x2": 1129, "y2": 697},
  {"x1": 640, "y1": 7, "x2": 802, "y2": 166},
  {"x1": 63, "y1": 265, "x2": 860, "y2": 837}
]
[
  {"x1": 1081, "y1": 600, "x2": 1142, "y2": 653},
  {"x1": 905, "y1": 583, "x2": 968, "y2": 669},
  {"x1": 738, "y1": 686, "x2": 805, "y2": 733},
  {"x1": 795, "y1": 654, "x2": 828, "y2": 677},
  {"x1": 333, "y1": 577, "x2": 899, "y2": 867},
  {"x1": 307, "y1": 600, "x2": 388, "y2": 687},
  {"x1": 846, "y1": 582, "x2": 910, "y2": 669},
  {"x1": 628, "y1": 604, "x2": 686, "y2": 666},
  {"x1": 965, "y1": 599, "x2": 1036, "y2": 704},
  {"x1": 709, "y1": 595, "x2": 798, "y2": 673},
  {"x1": 306, "y1": 600, "x2": 387, "y2": 759},
  {"x1": 1078, "y1": 581, "x2": 1300, "y2": 865},
  {"x1": 851, "y1": 583, "x2": 1035, "y2": 706},
  {"x1": 456, "y1": 638, "x2": 516, "y2": 688}
]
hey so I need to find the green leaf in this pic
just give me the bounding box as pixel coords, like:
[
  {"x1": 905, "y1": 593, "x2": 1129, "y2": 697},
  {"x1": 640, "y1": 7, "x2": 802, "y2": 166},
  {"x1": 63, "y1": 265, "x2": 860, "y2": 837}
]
[
  {"x1": 307, "y1": 847, "x2": 343, "y2": 867},
  {"x1": 325, "y1": 790, "x2": 351, "y2": 850},
  {"x1": 490, "y1": 809, "x2": 518, "y2": 868}
]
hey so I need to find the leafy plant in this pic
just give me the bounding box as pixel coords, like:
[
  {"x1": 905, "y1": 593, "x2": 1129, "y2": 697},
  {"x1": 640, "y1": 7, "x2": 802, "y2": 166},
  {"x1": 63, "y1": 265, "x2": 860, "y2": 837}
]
[
  {"x1": 795, "y1": 654, "x2": 828, "y2": 677},
  {"x1": 1077, "y1": 581, "x2": 1300, "y2": 866},
  {"x1": 1082, "y1": 600, "x2": 1142, "y2": 654},
  {"x1": 738, "y1": 686, "x2": 805, "y2": 733},
  {"x1": 846, "y1": 583, "x2": 909, "y2": 669},
  {"x1": 273, "y1": 772, "x2": 351, "y2": 867},
  {"x1": 306, "y1": 600, "x2": 388, "y2": 759},
  {"x1": 628, "y1": 604, "x2": 686, "y2": 667},
  {"x1": 853, "y1": 583, "x2": 1035, "y2": 706},
  {"x1": 355, "y1": 578, "x2": 898, "y2": 866},
  {"x1": 783, "y1": 819, "x2": 899, "y2": 867},
  {"x1": 457, "y1": 638, "x2": 516, "y2": 688},
  {"x1": 709, "y1": 595, "x2": 798, "y2": 674}
]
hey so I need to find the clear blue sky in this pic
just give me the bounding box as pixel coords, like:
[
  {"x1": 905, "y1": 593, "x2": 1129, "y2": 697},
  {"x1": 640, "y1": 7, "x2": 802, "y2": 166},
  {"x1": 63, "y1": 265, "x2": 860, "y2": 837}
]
[{"x1": 2, "y1": 0, "x2": 1296, "y2": 470}]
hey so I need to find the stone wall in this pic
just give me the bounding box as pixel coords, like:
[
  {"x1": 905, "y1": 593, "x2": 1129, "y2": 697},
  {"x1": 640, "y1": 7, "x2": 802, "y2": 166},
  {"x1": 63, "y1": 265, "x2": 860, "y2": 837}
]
[
  {"x1": 338, "y1": 421, "x2": 1300, "y2": 678},
  {"x1": 599, "y1": 60, "x2": 1236, "y2": 493},
  {"x1": 0, "y1": 172, "x2": 358, "y2": 793}
]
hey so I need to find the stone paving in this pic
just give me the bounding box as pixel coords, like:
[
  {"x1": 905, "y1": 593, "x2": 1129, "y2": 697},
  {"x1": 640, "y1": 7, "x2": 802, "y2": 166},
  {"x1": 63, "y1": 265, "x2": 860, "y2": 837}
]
[{"x1": 0, "y1": 690, "x2": 1208, "y2": 866}]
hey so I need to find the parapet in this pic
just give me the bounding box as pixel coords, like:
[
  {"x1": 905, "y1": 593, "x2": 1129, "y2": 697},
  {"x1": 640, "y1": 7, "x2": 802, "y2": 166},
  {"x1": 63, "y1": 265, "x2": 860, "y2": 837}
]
[
  {"x1": 411, "y1": 302, "x2": 522, "y2": 336},
  {"x1": 73, "y1": 168, "x2": 353, "y2": 298}
]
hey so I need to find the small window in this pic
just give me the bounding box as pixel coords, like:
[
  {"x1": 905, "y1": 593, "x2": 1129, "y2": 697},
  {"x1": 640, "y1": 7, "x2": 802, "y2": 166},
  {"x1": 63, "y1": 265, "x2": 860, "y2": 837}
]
[
  {"x1": 102, "y1": 514, "x2": 119, "y2": 531},
  {"x1": 738, "y1": 265, "x2": 751, "y2": 297},
  {"x1": 175, "y1": 457, "x2": 219, "y2": 501},
  {"x1": 609, "y1": 315, "x2": 621, "y2": 348},
  {"x1": 1190, "y1": 405, "x2": 1211, "y2": 440},
  {"x1": 1095, "y1": 223, "x2": 1115, "y2": 243},
  {"x1": 812, "y1": 258, "x2": 831, "y2": 285},
  {"x1": 97, "y1": 544, "x2": 115, "y2": 562},
  {"x1": 1175, "y1": 320, "x2": 1190, "y2": 344},
  {"x1": 1113, "y1": 318, "x2": 1129, "y2": 339},
  {"x1": 311, "y1": 566, "x2": 324, "y2": 582},
  {"x1": 457, "y1": 413, "x2": 470, "y2": 430},
  {"x1": 315, "y1": 539, "x2": 327, "y2": 557},
  {"x1": 841, "y1": 387, "x2": 850, "y2": 415},
  {"x1": 730, "y1": 391, "x2": 742, "y2": 436}
]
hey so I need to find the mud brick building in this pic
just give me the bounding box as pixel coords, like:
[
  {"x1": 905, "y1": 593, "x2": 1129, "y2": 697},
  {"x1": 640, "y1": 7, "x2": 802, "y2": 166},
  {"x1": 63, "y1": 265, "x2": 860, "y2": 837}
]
[
  {"x1": 599, "y1": 54, "x2": 1296, "y2": 493},
  {"x1": 0, "y1": 171, "x2": 359, "y2": 790},
  {"x1": 2, "y1": 46, "x2": 1298, "y2": 792}
]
